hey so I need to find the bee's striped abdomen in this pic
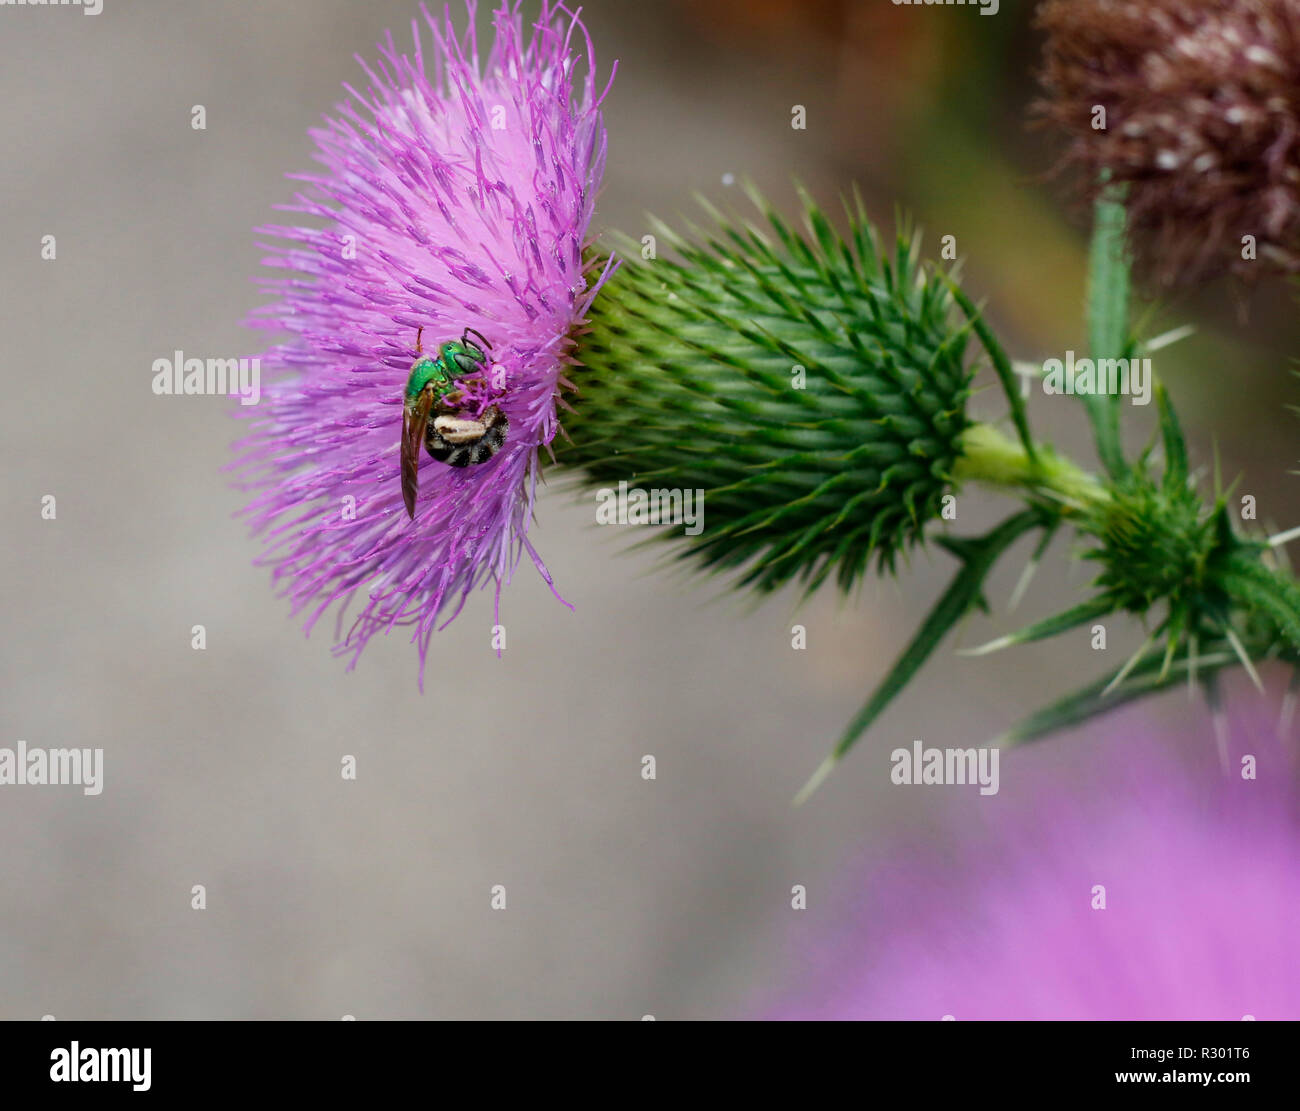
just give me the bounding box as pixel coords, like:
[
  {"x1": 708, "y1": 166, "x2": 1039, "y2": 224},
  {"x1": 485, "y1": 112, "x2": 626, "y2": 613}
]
[{"x1": 426, "y1": 404, "x2": 509, "y2": 467}]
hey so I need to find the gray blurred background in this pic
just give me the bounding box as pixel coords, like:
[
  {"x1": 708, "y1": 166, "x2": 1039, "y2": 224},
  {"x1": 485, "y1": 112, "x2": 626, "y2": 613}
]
[{"x1": 2, "y1": 0, "x2": 1296, "y2": 1019}]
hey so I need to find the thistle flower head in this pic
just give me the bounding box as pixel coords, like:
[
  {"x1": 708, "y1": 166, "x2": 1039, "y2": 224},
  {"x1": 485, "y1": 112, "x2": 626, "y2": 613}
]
[
  {"x1": 1035, "y1": 0, "x2": 1300, "y2": 283},
  {"x1": 771, "y1": 714, "x2": 1300, "y2": 1019},
  {"x1": 561, "y1": 189, "x2": 975, "y2": 595},
  {"x1": 232, "y1": 1, "x2": 614, "y2": 682}
]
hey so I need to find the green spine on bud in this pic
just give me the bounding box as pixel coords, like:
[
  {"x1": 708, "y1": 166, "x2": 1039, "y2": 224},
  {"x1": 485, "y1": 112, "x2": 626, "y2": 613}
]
[{"x1": 561, "y1": 189, "x2": 974, "y2": 594}]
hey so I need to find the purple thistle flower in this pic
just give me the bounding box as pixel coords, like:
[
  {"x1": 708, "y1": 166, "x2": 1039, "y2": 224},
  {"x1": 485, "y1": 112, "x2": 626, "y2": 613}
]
[
  {"x1": 769, "y1": 709, "x2": 1300, "y2": 1020},
  {"x1": 231, "y1": 1, "x2": 615, "y2": 684}
]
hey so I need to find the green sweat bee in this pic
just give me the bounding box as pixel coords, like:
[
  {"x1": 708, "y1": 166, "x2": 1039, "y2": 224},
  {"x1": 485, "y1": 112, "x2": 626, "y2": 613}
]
[{"x1": 400, "y1": 326, "x2": 508, "y2": 519}]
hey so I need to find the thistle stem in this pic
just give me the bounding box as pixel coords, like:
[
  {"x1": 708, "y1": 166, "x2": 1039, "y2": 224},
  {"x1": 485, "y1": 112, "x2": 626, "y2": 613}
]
[{"x1": 951, "y1": 423, "x2": 1108, "y2": 514}]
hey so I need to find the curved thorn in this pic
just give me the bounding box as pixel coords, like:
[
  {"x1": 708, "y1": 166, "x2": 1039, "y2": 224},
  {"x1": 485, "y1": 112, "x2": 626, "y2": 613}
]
[
  {"x1": 1224, "y1": 625, "x2": 1263, "y2": 692},
  {"x1": 792, "y1": 754, "x2": 838, "y2": 808},
  {"x1": 1201, "y1": 673, "x2": 1230, "y2": 774},
  {"x1": 1268, "y1": 524, "x2": 1300, "y2": 549},
  {"x1": 1280, "y1": 671, "x2": 1300, "y2": 736},
  {"x1": 957, "y1": 634, "x2": 1015, "y2": 658},
  {"x1": 1007, "y1": 559, "x2": 1039, "y2": 614},
  {"x1": 1103, "y1": 629, "x2": 1158, "y2": 696}
]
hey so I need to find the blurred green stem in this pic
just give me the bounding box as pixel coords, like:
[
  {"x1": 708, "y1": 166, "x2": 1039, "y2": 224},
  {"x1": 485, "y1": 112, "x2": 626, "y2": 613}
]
[{"x1": 953, "y1": 423, "x2": 1108, "y2": 514}]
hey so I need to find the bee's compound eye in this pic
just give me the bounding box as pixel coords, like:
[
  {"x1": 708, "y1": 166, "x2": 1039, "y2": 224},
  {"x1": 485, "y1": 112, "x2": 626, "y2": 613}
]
[{"x1": 452, "y1": 350, "x2": 483, "y2": 375}]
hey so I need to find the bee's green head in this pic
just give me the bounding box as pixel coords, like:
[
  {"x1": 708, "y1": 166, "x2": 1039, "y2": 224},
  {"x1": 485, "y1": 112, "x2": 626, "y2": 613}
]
[{"x1": 439, "y1": 339, "x2": 488, "y2": 376}]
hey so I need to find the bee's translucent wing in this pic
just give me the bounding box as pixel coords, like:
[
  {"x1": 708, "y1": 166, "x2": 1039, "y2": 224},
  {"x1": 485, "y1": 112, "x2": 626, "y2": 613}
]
[{"x1": 401, "y1": 387, "x2": 434, "y2": 519}]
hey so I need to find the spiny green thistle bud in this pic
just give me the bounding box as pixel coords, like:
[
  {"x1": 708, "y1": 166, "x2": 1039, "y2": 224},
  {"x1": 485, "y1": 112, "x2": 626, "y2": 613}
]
[
  {"x1": 1083, "y1": 470, "x2": 1225, "y2": 616},
  {"x1": 963, "y1": 398, "x2": 1300, "y2": 744},
  {"x1": 560, "y1": 188, "x2": 974, "y2": 594}
]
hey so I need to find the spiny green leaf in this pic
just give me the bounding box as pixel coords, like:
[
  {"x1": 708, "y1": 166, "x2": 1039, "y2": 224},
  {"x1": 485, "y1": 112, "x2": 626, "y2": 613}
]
[
  {"x1": 1155, "y1": 382, "x2": 1188, "y2": 490},
  {"x1": 1083, "y1": 187, "x2": 1131, "y2": 479},
  {"x1": 961, "y1": 594, "x2": 1115, "y2": 657},
  {"x1": 1222, "y1": 551, "x2": 1300, "y2": 655},
  {"x1": 996, "y1": 645, "x2": 1239, "y2": 748},
  {"x1": 946, "y1": 281, "x2": 1036, "y2": 466},
  {"x1": 794, "y1": 508, "x2": 1048, "y2": 802}
]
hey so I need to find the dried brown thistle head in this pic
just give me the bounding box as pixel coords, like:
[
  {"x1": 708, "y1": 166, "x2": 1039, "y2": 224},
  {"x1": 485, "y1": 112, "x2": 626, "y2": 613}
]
[{"x1": 1035, "y1": 0, "x2": 1300, "y2": 285}]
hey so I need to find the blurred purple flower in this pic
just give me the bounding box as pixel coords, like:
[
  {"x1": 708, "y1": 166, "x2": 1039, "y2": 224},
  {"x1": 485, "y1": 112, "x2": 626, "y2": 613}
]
[
  {"x1": 231, "y1": 1, "x2": 615, "y2": 683},
  {"x1": 771, "y1": 709, "x2": 1300, "y2": 1019}
]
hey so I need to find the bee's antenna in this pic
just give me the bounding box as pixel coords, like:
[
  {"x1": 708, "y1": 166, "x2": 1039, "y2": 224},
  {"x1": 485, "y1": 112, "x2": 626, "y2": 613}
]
[
  {"x1": 415, "y1": 326, "x2": 424, "y2": 355},
  {"x1": 462, "y1": 327, "x2": 492, "y2": 351}
]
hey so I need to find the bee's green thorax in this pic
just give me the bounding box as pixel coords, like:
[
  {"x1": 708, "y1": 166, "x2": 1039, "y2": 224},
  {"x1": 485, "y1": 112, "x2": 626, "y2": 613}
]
[
  {"x1": 404, "y1": 342, "x2": 487, "y2": 401},
  {"x1": 405, "y1": 356, "x2": 450, "y2": 401}
]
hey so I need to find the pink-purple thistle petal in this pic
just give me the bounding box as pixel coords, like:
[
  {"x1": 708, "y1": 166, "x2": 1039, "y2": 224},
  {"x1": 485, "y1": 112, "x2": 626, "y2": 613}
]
[
  {"x1": 767, "y1": 708, "x2": 1300, "y2": 1020},
  {"x1": 230, "y1": 2, "x2": 615, "y2": 684}
]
